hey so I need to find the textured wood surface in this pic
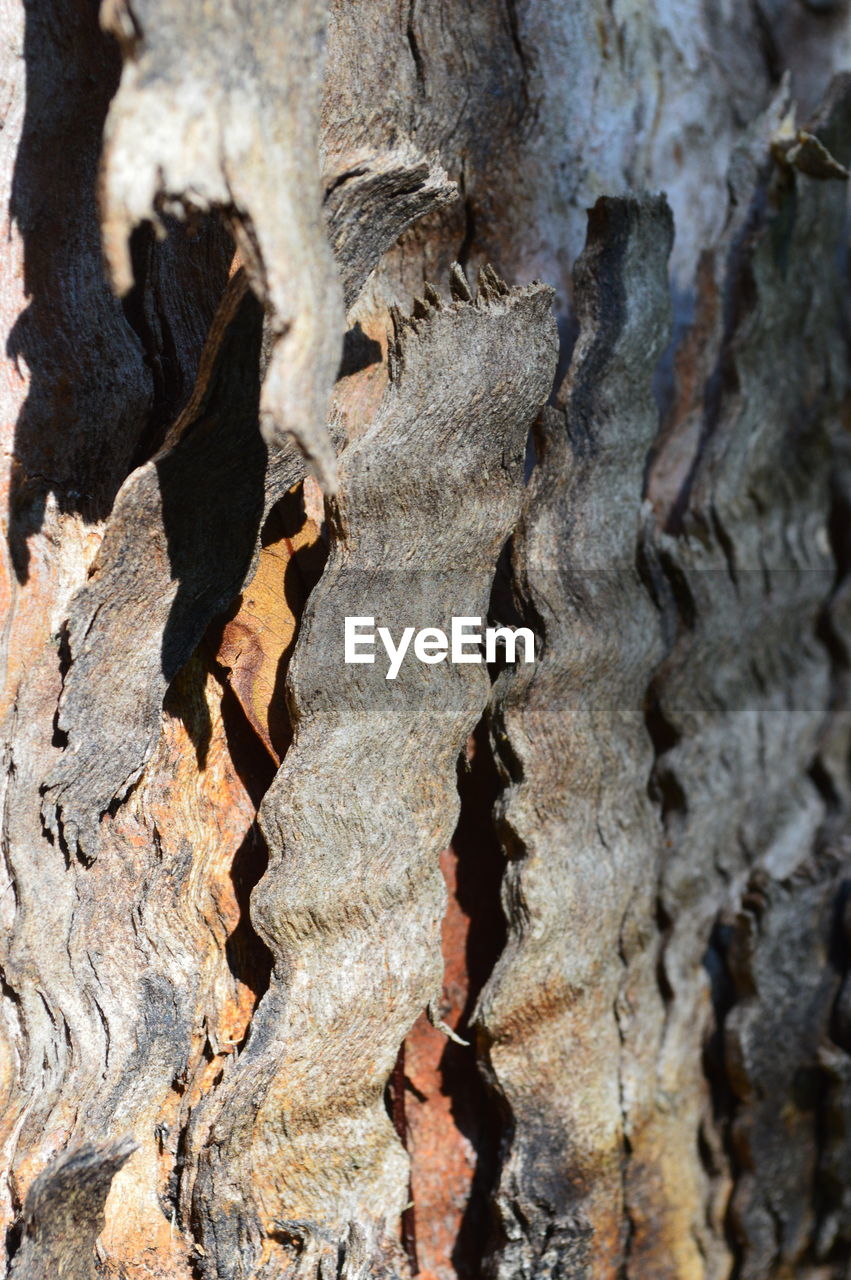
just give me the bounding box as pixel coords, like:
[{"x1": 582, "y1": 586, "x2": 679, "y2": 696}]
[
  {"x1": 2, "y1": 2, "x2": 851, "y2": 1278},
  {"x1": 479, "y1": 194, "x2": 674, "y2": 1278},
  {"x1": 186, "y1": 270, "x2": 557, "y2": 1279}
]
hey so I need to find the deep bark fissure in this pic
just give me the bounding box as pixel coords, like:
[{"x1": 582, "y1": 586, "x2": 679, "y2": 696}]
[
  {"x1": 449, "y1": 719, "x2": 508, "y2": 1279},
  {"x1": 397, "y1": 710, "x2": 512, "y2": 1279},
  {"x1": 397, "y1": 576, "x2": 533, "y2": 1277}
]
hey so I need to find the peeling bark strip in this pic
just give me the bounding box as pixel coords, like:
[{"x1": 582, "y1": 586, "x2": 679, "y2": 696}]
[
  {"x1": 100, "y1": 0, "x2": 345, "y2": 489},
  {"x1": 722, "y1": 852, "x2": 849, "y2": 1279},
  {"x1": 185, "y1": 270, "x2": 557, "y2": 1278},
  {"x1": 478, "y1": 196, "x2": 673, "y2": 1280},
  {"x1": 323, "y1": 144, "x2": 457, "y2": 309},
  {"x1": 41, "y1": 276, "x2": 281, "y2": 864}
]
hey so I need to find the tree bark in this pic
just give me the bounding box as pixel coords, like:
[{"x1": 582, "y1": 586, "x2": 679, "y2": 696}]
[{"x1": 2, "y1": 3, "x2": 851, "y2": 1279}]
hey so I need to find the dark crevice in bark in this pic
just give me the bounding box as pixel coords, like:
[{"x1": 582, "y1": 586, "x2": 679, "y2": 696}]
[
  {"x1": 644, "y1": 689, "x2": 684, "y2": 826},
  {"x1": 711, "y1": 506, "x2": 739, "y2": 589},
  {"x1": 457, "y1": 184, "x2": 477, "y2": 273},
  {"x1": 120, "y1": 216, "x2": 234, "y2": 474},
  {"x1": 386, "y1": 1044, "x2": 419, "y2": 1275},
  {"x1": 750, "y1": 0, "x2": 784, "y2": 85},
  {"x1": 810, "y1": 756, "x2": 842, "y2": 812},
  {"x1": 215, "y1": 677, "x2": 278, "y2": 808},
  {"x1": 322, "y1": 167, "x2": 369, "y2": 205},
  {"x1": 50, "y1": 623, "x2": 70, "y2": 752},
  {"x1": 702, "y1": 915, "x2": 750, "y2": 1280},
  {"x1": 163, "y1": 657, "x2": 214, "y2": 773},
  {"x1": 225, "y1": 824, "x2": 273, "y2": 1026},
  {"x1": 406, "y1": 0, "x2": 425, "y2": 90},
  {"x1": 448, "y1": 718, "x2": 508, "y2": 1280},
  {"x1": 487, "y1": 535, "x2": 527, "y2": 642},
  {"x1": 702, "y1": 922, "x2": 738, "y2": 1128},
  {"x1": 551, "y1": 313, "x2": 579, "y2": 408},
  {"x1": 503, "y1": 0, "x2": 530, "y2": 114},
  {"x1": 814, "y1": 468, "x2": 851, "y2": 801},
  {"x1": 662, "y1": 164, "x2": 775, "y2": 536},
  {"x1": 5, "y1": 1216, "x2": 22, "y2": 1267},
  {"x1": 121, "y1": 223, "x2": 178, "y2": 468},
  {"x1": 157, "y1": 287, "x2": 267, "y2": 697},
  {"x1": 636, "y1": 533, "x2": 697, "y2": 651}
]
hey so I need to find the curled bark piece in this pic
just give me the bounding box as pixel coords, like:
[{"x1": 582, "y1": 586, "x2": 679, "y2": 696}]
[
  {"x1": 185, "y1": 268, "x2": 557, "y2": 1279},
  {"x1": 478, "y1": 196, "x2": 674, "y2": 1280},
  {"x1": 784, "y1": 130, "x2": 850, "y2": 179},
  {"x1": 100, "y1": 0, "x2": 345, "y2": 490},
  {"x1": 216, "y1": 488, "x2": 327, "y2": 765},
  {"x1": 47, "y1": 85, "x2": 458, "y2": 862},
  {"x1": 323, "y1": 143, "x2": 457, "y2": 310},
  {"x1": 9, "y1": 1139, "x2": 135, "y2": 1280},
  {"x1": 772, "y1": 75, "x2": 851, "y2": 182},
  {"x1": 41, "y1": 276, "x2": 287, "y2": 862}
]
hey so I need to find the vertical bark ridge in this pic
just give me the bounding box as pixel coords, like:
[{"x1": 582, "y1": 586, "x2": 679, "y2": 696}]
[
  {"x1": 477, "y1": 195, "x2": 674, "y2": 1279},
  {"x1": 629, "y1": 73, "x2": 851, "y2": 1280},
  {"x1": 185, "y1": 270, "x2": 557, "y2": 1279},
  {"x1": 4, "y1": 3, "x2": 851, "y2": 1276}
]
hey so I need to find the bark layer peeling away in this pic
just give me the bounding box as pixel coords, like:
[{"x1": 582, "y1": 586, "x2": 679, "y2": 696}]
[
  {"x1": 185, "y1": 271, "x2": 557, "y2": 1279},
  {"x1": 100, "y1": 0, "x2": 345, "y2": 489},
  {"x1": 3, "y1": 2, "x2": 851, "y2": 1278}
]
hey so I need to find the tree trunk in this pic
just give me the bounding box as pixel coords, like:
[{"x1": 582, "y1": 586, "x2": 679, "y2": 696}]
[{"x1": 2, "y1": 2, "x2": 851, "y2": 1278}]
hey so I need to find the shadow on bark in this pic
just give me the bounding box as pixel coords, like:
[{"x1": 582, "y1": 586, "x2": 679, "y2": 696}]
[
  {"x1": 6, "y1": 0, "x2": 132, "y2": 582},
  {"x1": 447, "y1": 718, "x2": 508, "y2": 1278}
]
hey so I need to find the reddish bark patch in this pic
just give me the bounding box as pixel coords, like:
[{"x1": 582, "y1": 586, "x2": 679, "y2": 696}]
[{"x1": 404, "y1": 727, "x2": 506, "y2": 1280}]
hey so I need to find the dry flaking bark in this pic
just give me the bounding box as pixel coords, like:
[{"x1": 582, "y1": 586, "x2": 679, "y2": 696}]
[
  {"x1": 629, "y1": 75, "x2": 851, "y2": 1280},
  {"x1": 41, "y1": 115, "x2": 459, "y2": 864},
  {"x1": 183, "y1": 270, "x2": 557, "y2": 1279},
  {"x1": 477, "y1": 194, "x2": 673, "y2": 1279},
  {"x1": 2, "y1": 628, "x2": 274, "y2": 1277},
  {"x1": 721, "y1": 853, "x2": 850, "y2": 1278},
  {"x1": 323, "y1": 144, "x2": 457, "y2": 311},
  {"x1": 4, "y1": 1, "x2": 851, "y2": 1278},
  {"x1": 40, "y1": 275, "x2": 275, "y2": 864},
  {"x1": 100, "y1": 0, "x2": 345, "y2": 490}
]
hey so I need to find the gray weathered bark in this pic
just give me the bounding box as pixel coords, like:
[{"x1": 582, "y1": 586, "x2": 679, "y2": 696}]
[{"x1": 2, "y1": 3, "x2": 851, "y2": 1279}]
